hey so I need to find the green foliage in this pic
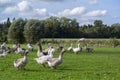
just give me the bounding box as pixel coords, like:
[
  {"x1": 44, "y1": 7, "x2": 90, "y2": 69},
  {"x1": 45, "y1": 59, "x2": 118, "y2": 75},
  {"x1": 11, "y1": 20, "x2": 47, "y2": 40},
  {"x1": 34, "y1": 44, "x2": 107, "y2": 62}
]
[
  {"x1": 109, "y1": 38, "x2": 120, "y2": 48},
  {"x1": 7, "y1": 18, "x2": 26, "y2": 43},
  {"x1": 24, "y1": 19, "x2": 44, "y2": 43},
  {"x1": 0, "y1": 18, "x2": 11, "y2": 41},
  {"x1": 44, "y1": 16, "x2": 59, "y2": 38},
  {"x1": 94, "y1": 20, "x2": 103, "y2": 27},
  {"x1": 1, "y1": 17, "x2": 120, "y2": 41},
  {"x1": 111, "y1": 23, "x2": 120, "y2": 38}
]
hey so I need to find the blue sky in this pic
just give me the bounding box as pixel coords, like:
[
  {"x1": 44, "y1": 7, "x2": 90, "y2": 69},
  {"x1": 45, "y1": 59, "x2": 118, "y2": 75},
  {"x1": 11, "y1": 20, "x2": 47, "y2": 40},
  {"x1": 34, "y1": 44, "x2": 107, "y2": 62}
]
[{"x1": 0, "y1": 0, "x2": 120, "y2": 25}]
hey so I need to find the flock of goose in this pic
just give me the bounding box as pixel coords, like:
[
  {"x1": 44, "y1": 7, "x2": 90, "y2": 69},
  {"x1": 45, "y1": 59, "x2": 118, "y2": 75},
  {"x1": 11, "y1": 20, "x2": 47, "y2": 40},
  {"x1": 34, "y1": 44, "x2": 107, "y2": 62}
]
[{"x1": 0, "y1": 41, "x2": 93, "y2": 70}]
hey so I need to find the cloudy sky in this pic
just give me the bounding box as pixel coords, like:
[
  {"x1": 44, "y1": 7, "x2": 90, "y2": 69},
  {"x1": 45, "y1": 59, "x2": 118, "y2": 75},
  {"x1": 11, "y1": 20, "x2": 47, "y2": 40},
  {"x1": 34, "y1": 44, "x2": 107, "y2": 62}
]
[{"x1": 0, "y1": 0, "x2": 120, "y2": 25}]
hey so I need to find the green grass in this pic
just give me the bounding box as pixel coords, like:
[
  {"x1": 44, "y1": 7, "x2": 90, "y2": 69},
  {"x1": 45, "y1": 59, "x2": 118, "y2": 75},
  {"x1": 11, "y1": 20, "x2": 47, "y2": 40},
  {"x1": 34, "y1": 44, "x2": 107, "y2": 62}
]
[{"x1": 0, "y1": 44, "x2": 120, "y2": 80}]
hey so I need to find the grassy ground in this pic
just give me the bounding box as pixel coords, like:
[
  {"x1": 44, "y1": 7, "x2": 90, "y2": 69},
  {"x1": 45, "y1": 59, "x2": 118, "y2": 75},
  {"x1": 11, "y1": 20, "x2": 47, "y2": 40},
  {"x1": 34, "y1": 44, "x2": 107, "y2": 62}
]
[{"x1": 0, "y1": 44, "x2": 120, "y2": 80}]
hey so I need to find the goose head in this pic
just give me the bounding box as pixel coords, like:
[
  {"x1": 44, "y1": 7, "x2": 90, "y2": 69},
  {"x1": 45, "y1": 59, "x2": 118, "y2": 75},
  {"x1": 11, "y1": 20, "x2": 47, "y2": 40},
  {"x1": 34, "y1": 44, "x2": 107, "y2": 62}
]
[
  {"x1": 61, "y1": 48, "x2": 66, "y2": 53},
  {"x1": 24, "y1": 50, "x2": 29, "y2": 55},
  {"x1": 60, "y1": 48, "x2": 66, "y2": 56}
]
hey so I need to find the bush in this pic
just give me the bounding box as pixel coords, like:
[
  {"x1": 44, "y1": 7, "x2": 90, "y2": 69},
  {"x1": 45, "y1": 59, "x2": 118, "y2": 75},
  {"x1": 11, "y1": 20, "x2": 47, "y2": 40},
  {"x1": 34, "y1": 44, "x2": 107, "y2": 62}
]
[{"x1": 109, "y1": 38, "x2": 120, "y2": 47}]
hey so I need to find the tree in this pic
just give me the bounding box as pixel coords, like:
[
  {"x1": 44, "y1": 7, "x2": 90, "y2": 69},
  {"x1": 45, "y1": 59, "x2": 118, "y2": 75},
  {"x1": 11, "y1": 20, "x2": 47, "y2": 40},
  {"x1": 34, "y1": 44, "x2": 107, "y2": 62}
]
[
  {"x1": 94, "y1": 20, "x2": 103, "y2": 27},
  {"x1": 59, "y1": 17, "x2": 79, "y2": 38},
  {"x1": 0, "y1": 23, "x2": 3, "y2": 41},
  {"x1": 110, "y1": 23, "x2": 120, "y2": 38},
  {"x1": 24, "y1": 19, "x2": 44, "y2": 43},
  {"x1": 93, "y1": 20, "x2": 104, "y2": 37},
  {"x1": 7, "y1": 18, "x2": 26, "y2": 43},
  {"x1": 0, "y1": 18, "x2": 11, "y2": 41}
]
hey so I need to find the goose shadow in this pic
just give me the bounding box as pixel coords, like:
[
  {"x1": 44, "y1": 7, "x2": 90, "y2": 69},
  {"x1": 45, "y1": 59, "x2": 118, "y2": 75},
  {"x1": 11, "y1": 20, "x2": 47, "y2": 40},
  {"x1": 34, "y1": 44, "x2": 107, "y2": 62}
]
[{"x1": 24, "y1": 68, "x2": 42, "y2": 72}]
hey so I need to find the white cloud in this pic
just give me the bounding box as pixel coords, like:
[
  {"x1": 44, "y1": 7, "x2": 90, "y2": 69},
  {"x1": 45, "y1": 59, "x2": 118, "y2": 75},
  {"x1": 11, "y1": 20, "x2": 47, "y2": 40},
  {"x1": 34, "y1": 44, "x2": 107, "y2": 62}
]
[
  {"x1": 3, "y1": 0, "x2": 47, "y2": 19},
  {"x1": 18, "y1": 1, "x2": 31, "y2": 12},
  {"x1": 79, "y1": 10, "x2": 107, "y2": 25},
  {"x1": 89, "y1": 0, "x2": 98, "y2": 5},
  {"x1": 3, "y1": 6, "x2": 18, "y2": 13},
  {"x1": 58, "y1": 7, "x2": 86, "y2": 17},
  {"x1": 19, "y1": 8, "x2": 47, "y2": 18},
  {"x1": 3, "y1": 1, "x2": 31, "y2": 13},
  {"x1": 84, "y1": 10, "x2": 107, "y2": 17},
  {"x1": 35, "y1": 8, "x2": 47, "y2": 16}
]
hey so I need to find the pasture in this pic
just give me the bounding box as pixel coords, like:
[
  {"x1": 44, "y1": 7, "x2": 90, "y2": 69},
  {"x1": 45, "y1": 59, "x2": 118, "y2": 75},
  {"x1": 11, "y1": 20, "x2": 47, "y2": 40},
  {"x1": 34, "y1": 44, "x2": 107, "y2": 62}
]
[{"x1": 0, "y1": 39, "x2": 120, "y2": 80}]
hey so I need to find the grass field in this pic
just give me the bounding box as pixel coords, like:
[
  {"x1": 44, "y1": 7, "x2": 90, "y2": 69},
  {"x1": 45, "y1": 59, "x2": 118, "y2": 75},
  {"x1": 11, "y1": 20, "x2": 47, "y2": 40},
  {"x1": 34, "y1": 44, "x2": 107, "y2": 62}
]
[{"x1": 0, "y1": 44, "x2": 120, "y2": 80}]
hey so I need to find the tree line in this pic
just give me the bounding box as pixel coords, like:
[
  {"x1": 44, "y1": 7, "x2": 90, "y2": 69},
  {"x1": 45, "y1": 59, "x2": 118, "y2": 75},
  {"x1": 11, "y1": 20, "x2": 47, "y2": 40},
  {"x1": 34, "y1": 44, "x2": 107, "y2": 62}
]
[{"x1": 0, "y1": 16, "x2": 120, "y2": 43}]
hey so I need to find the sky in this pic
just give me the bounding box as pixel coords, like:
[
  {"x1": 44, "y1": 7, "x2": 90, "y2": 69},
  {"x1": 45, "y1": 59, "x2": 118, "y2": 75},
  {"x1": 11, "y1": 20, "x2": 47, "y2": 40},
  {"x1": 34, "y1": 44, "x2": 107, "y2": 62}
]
[{"x1": 0, "y1": 0, "x2": 120, "y2": 25}]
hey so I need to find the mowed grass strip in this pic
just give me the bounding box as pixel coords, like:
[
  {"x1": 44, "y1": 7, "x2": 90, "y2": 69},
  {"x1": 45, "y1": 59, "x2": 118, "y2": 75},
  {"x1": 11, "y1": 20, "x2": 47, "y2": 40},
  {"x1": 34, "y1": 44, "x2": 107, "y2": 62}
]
[{"x1": 0, "y1": 44, "x2": 120, "y2": 80}]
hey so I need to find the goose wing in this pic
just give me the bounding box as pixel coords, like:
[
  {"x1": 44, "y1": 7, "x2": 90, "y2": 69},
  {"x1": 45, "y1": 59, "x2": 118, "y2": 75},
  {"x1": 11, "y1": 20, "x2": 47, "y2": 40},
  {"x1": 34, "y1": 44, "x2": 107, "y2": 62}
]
[
  {"x1": 14, "y1": 58, "x2": 23, "y2": 67},
  {"x1": 47, "y1": 58, "x2": 61, "y2": 66}
]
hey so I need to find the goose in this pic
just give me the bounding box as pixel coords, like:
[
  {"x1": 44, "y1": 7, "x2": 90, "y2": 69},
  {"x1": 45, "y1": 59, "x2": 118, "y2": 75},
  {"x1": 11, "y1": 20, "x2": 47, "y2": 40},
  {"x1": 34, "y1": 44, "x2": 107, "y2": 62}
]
[
  {"x1": 72, "y1": 43, "x2": 82, "y2": 54},
  {"x1": 5, "y1": 47, "x2": 13, "y2": 53},
  {"x1": 36, "y1": 42, "x2": 48, "y2": 57},
  {"x1": 47, "y1": 49, "x2": 66, "y2": 69},
  {"x1": 43, "y1": 43, "x2": 55, "y2": 55},
  {"x1": 47, "y1": 43, "x2": 55, "y2": 54},
  {"x1": 36, "y1": 42, "x2": 45, "y2": 57},
  {"x1": 12, "y1": 43, "x2": 18, "y2": 52},
  {"x1": 12, "y1": 43, "x2": 18, "y2": 49},
  {"x1": 1, "y1": 42, "x2": 7, "y2": 52},
  {"x1": 34, "y1": 48, "x2": 54, "y2": 67},
  {"x1": 67, "y1": 43, "x2": 73, "y2": 51},
  {"x1": 15, "y1": 43, "x2": 26, "y2": 55},
  {"x1": 0, "y1": 47, "x2": 12, "y2": 57},
  {"x1": 0, "y1": 51, "x2": 8, "y2": 57},
  {"x1": 57, "y1": 44, "x2": 63, "y2": 51},
  {"x1": 27, "y1": 43, "x2": 34, "y2": 51},
  {"x1": 84, "y1": 44, "x2": 93, "y2": 53},
  {"x1": 13, "y1": 50, "x2": 29, "y2": 70},
  {"x1": 85, "y1": 46, "x2": 93, "y2": 53},
  {"x1": 48, "y1": 46, "x2": 55, "y2": 55},
  {"x1": 1, "y1": 42, "x2": 6, "y2": 48}
]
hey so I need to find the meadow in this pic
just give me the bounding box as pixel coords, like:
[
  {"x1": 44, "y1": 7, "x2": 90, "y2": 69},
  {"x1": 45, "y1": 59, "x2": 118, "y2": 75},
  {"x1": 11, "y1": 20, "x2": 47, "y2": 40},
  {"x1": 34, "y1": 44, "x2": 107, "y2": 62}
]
[{"x1": 0, "y1": 40, "x2": 120, "y2": 80}]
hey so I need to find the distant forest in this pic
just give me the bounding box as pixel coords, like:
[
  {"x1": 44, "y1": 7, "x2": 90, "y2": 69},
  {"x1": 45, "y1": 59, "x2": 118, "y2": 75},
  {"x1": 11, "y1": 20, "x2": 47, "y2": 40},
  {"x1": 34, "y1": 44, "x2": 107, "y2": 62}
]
[{"x1": 0, "y1": 16, "x2": 120, "y2": 43}]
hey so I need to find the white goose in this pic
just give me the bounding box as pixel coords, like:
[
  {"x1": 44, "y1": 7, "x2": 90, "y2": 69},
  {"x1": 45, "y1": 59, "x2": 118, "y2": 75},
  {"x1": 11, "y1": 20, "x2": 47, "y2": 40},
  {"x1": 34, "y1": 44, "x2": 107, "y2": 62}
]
[
  {"x1": 47, "y1": 49, "x2": 66, "y2": 69},
  {"x1": 47, "y1": 46, "x2": 55, "y2": 55},
  {"x1": 14, "y1": 50, "x2": 29, "y2": 70},
  {"x1": 43, "y1": 43, "x2": 55, "y2": 55},
  {"x1": 72, "y1": 43, "x2": 82, "y2": 54},
  {"x1": 34, "y1": 48, "x2": 54, "y2": 67},
  {"x1": 27, "y1": 43, "x2": 34, "y2": 51},
  {"x1": 0, "y1": 51, "x2": 8, "y2": 57},
  {"x1": 67, "y1": 43, "x2": 73, "y2": 51}
]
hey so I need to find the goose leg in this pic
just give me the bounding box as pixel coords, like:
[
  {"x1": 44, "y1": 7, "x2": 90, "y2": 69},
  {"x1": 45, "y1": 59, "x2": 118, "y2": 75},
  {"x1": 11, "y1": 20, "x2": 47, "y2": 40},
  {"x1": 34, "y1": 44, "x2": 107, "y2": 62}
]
[
  {"x1": 42, "y1": 64, "x2": 46, "y2": 67},
  {"x1": 51, "y1": 66, "x2": 56, "y2": 69}
]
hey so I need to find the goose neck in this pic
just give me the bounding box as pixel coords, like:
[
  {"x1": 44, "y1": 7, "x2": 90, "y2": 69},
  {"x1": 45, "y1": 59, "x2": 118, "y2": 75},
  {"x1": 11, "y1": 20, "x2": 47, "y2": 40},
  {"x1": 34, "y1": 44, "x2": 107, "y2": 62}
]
[
  {"x1": 38, "y1": 44, "x2": 42, "y2": 52},
  {"x1": 23, "y1": 55, "x2": 27, "y2": 60},
  {"x1": 58, "y1": 52, "x2": 64, "y2": 60}
]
